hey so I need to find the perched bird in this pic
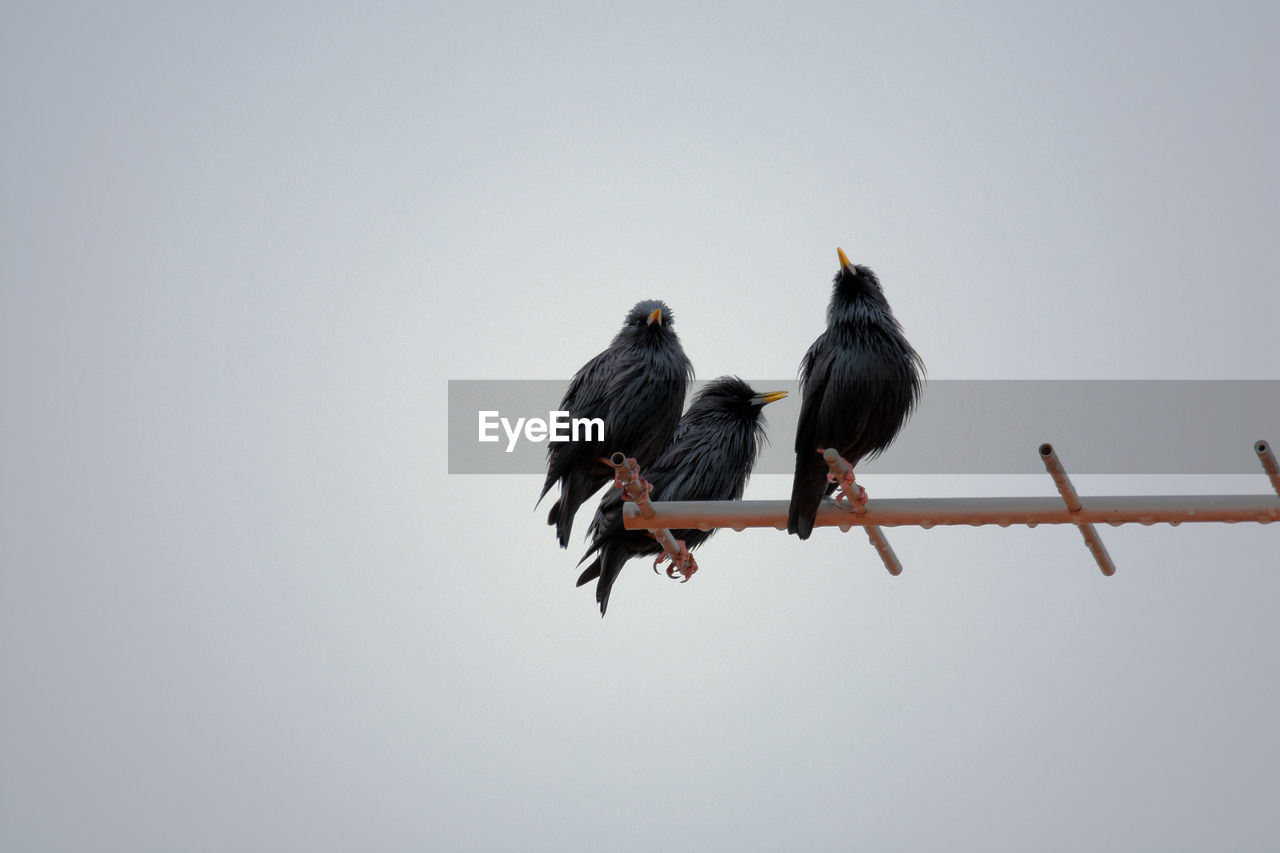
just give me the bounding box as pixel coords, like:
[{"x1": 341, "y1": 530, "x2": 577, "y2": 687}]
[
  {"x1": 539, "y1": 299, "x2": 693, "y2": 548},
  {"x1": 787, "y1": 248, "x2": 923, "y2": 539},
  {"x1": 577, "y1": 376, "x2": 787, "y2": 616}
]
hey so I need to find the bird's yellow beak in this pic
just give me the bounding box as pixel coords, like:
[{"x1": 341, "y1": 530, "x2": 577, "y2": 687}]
[
  {"x1": 757, "y1": 390, "x2": 788, "y2": 406},
  {"x1": 837, "y1": 247, "x2": 853, "y2": 270},
  {"x1": 647, "y1": 308, "x2": 663, "y2": 326}
]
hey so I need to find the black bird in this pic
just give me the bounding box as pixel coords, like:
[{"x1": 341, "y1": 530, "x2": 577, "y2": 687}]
[
  {"x1": 576, "y1": 376, "x2": 787, "y2": 616},
  {"x1": 787, "y1": 248, "x2": 923, "y2": 540},
  {"x1": 539, "y1": 300, "x2": 693, "y2": 548}
]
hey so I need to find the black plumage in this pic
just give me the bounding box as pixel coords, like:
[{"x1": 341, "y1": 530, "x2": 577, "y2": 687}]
[
  {"x1": 539, "y1": 300, "x2": 693, "y2": 548},
  {"x1": 787, "y1": 248, "x2": 923, "y2": 539},
  {"x1": 576, "y1": 376, "x2": 787, "y2": 616}
]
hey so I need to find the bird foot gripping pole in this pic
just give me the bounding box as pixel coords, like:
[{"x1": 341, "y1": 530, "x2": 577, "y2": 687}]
[
  {"x1": 653, "y1": 540, "x2": 697, "y2": 582},
  {"x1": 822, "y1": 448, "x2": 903, "y2": 576},
  {"x1": 824, "y1": 448, "x2": 869, "y2": 511},
  {"x1": 607, "y1": 453, "x2": 698, "y2": 582},
  {"x1": 1039, "y1": 443, "x2": 1116, "y2": 576}
]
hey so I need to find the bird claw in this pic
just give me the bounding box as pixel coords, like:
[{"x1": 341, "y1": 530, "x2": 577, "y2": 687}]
[
  {"x1": 828, "y1": 468, "x2": 869, "y2": 511},
  {"x1": 653, "y1": 539, "x2": 698, "y2": 583}
]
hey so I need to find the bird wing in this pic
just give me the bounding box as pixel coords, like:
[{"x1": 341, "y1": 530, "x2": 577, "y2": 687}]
[
  {"x1": 579, "y1": 486, "x2": 625, "y2": 565},
  {"x1": 794, "y1": 332, "x2": 832, "y2": 455},
  {"x1": 790, "y1": 333, "x2": 879, "y2": 536},
  {"x1": 826, "y1": 330, "x2": 919, "y2": 463},
  {"x1": 539, "y1": 348, "x2": 617, "y2": 502},
  {"x1": 558, "y1": 347, "x2": 618, "y2": 423}
]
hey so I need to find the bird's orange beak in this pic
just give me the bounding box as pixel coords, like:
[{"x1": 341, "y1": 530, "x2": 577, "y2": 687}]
[
  {"x1": 837, "y1": 247, "x2": 853, "y2": 270},
  {"x1": 754, "y1": 390, "x2": 788, "y2": 406},
  {"x1": 647, "y1": 308, "x2": 663, "y2": 326}
]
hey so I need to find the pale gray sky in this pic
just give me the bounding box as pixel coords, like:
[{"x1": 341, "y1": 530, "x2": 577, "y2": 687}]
[{"x1": 3, "y1": 2, "x2": 1278, "y2": 851}]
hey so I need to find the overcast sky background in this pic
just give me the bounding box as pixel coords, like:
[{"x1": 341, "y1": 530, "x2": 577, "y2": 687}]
[{"x1": 3, "y1": 2, "x2": 1278, "y2": 851}]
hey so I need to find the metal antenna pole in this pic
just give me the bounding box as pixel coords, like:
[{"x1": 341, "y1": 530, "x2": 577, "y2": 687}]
[
  {"x1": 619, "y1": 442, "x2": 1280, "y2": 577},
  {"x1": 1039, "y1": 443, "x2": 1116, "y2": 576},
  {"x1": 607, "y1": 452, "x2": 698, "y2": 580},
  {"x1": 823, "y1": 448, "x2": 903, "y2": 575},
  {"x1": 623, "y1": 493, "x2": 1280, "y2": 530},
  {"x1": 1256, "y1": 440, "x2": 1280, "y2": 500}
]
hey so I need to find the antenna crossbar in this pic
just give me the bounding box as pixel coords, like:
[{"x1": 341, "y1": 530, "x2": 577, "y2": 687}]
[{"x1": 618, "y1": 441, "x2": 1280, "y2": 576}]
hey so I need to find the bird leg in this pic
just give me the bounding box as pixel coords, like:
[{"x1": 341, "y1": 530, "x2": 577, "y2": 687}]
[
  {"x1": 828, "y1": 467, "x2": 869, "y2": 511},
  {"x1": 653, "y1": 538, "x2": 698, "y2": 583}
]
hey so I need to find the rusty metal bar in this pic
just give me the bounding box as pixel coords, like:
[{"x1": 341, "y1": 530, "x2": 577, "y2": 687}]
[
  {"x1": 622, "y1": 494, "x2": 1280, "y2": 530},
  {"x1": 615, "y1": 442, "x2": 1279, "y2": 578},
  {"x1": 1257, "y1": 440, "x2": 1280, "y2": 500},
  {"x1": 1039, "y1": 443, "x2": 1116, "y2": 576},
  {"x1": 822, "y1": 448, "x2": 902, "y2": 575},
  {"x1": 608, "y1": 452, "x2": 696, "y2": 579}
]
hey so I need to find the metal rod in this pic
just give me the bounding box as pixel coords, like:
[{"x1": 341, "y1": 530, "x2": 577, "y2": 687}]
[
  {"x1": 822, "y1": 447, "x2": 901, "y2": 575},
  {"x1": 1039, "y1": 443, "x2": 1115, "y2": 576},
  {"x1": 1038, "y1": 443, "x2": 1082, "y2": 511},
  {"x1": 864, "y1": 526, "x2": 904, "y2": 575},
  {"x1": 1077, "y1": 526, "x2": 1116, "y2": 577},
  {"x1": 615, "y1": 441, "x2": 1278, "y2": 577},
  {"x1": 1257, "y1": 440, "x2": 1280, "y2": 500},
  {"x1": 609, "y1": 452, "x2": 656, "y2": 518},
  {"x1": 621, "y1": 494, "x2": 1280, "y2": 530},
  {"x1": 608, "y1": 452, "x2": 696, "y2": 578}
]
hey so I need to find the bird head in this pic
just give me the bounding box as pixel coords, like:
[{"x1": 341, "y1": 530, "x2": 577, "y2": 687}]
[
  {"x1": 835, "y1": 247, "x2": 880, "y2": 289},
  {"x1": 830, "y1": 246, "x2": 891, "y2": 318},
  {"x1": 612, "y1": 300, "x2": 685, "y2": 355},
  {"x1": 689, "y1": 376, "x2": 787, "y2": 432},
  {"x1": 625, "y1": 299, "x2": 672, "y2": 330}
]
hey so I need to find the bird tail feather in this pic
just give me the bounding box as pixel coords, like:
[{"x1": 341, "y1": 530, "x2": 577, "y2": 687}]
[
  {"x1": 594, "y1": 544, "x2": 625, "y2": 617},
  {"x1": 787, "y1": 462, "x2": 825, "y2": 540},
  {"x1": 576, "y1": 559, "x2": 600, "y2": 587},
  {"x1": 554, "y1": 491, "x2": 576, "y2": 548}
]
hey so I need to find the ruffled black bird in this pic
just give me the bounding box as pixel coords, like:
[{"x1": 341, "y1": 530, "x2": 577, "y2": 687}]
[
  {"x1": 576, "y1": 376, "x2": 787, "y2": 616},
  {"x1": 539, "y1": 300, "x2": 693, "y2": 548},
  {"x1": 787, "y1": 248, "x2": 923, "y2": 539}
]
